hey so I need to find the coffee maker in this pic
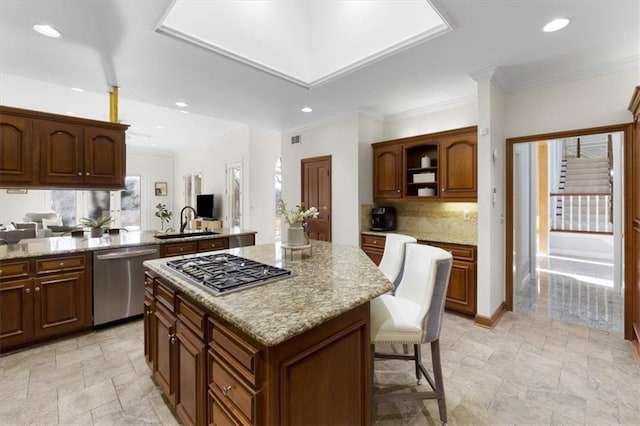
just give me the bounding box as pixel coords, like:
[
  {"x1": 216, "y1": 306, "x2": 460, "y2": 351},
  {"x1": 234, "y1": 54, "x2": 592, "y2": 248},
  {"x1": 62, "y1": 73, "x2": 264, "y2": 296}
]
[{"x1": 370, "y1": 206, "x2": 396, "y2": 231}]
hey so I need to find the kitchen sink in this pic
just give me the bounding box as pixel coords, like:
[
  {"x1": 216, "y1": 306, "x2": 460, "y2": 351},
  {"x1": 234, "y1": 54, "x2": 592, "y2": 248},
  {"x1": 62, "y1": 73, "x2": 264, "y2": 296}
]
[{"x1": 155, "y1": 231, "x2": 219, "y2": 240}]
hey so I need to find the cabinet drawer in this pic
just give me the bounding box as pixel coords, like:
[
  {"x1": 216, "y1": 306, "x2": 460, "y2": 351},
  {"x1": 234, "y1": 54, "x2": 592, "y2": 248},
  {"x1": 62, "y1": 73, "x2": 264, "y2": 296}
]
[
  {"x1": 198, "y1": 238, "x2": 229, "y2": 252},
  {"x1": 420, "y1": 240, "x2": 476, "y2": 261},
  {"x1": 209, "y1": 318, "x2": 261, "y2": 387},
  {"x1": 154, "y1": 279, "x2": 176, "y2": 312},
  {"x1": 162, "y1": 242, "x2": 197, "y2": 257},
  {"x1": 144, "y1": 273, "x2": 154, "y2": 295},
  {"x1": 209, "y1": 389, "x2": 243, "y2": 426},
  {"x1": 36, "y1": 254, "x2": 85, "y2": 273},
  {"x1": 361, "y1": 234, "x2": 386, "y2": 249},
  {"x1": 209, "y1": 350, "x2": 259, "y2": 424},
  {"x1": 177, "y1": 294, "x2": 207, "y2": 339},
  {"x1": 0, "y1": 260, "x2": 30, "y2": 281}
]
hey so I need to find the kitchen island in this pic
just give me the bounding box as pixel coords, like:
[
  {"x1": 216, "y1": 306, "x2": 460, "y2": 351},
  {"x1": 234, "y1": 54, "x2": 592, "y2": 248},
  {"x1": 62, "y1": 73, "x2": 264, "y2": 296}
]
[{"x1": 143, "y1": 240, "x2": 392, "y2": 426}]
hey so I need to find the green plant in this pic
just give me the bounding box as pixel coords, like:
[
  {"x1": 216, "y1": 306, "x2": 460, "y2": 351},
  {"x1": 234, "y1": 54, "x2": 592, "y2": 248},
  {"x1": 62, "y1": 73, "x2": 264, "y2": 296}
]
[
  {"x1": 79, "y1": 216, "x2": 113, "y2": 229},
  {"x1": 155, "y1": 203, "x2": 173, "y2": 230}
]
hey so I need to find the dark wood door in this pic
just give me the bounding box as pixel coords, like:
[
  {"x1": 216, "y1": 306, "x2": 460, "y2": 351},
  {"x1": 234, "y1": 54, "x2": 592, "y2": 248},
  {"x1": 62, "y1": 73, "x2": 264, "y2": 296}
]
[
  {"x1": 154, "y1": 304, "x2": 176, "y2": 405},
  {"x1": 0, "y1": 114, "x2": 33, "y2": 184},
  {"x1": 0, "y1": 279, "x2": 34, "y2": 348},
  {"x1": 440, "y1": 133, "x2": 477, "y2": 199},
  {"x1": 373, "y1": 144, "x2": 403, "y2": 199},
  {"x1": 302, "y1": 156, "x2": 331, "y2": 242},
  {"x1": 84, "y1": 127, "x2": 125, "y2": 187},
  {"x1": 175, "y1": 321, "x2": 206, "y2": 426},
  {"x1": 38, "y1": 119, "x2": 84, "y2": 185},
  {"x1": 33, "y1": 272, "x2": 87, "y2": 338}
]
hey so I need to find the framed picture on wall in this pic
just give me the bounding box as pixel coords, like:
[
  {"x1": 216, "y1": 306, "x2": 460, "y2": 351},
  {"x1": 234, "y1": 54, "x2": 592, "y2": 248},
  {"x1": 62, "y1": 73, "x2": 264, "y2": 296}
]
[{"x1": 155, "y1": 182, "x2": 167, "y2": 196}]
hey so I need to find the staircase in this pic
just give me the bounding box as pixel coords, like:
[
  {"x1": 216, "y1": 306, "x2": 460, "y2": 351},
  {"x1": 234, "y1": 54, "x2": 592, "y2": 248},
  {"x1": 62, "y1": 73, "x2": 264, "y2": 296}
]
[{"x1": 552, "y1": 156, "x2": 612, "y2": 233}]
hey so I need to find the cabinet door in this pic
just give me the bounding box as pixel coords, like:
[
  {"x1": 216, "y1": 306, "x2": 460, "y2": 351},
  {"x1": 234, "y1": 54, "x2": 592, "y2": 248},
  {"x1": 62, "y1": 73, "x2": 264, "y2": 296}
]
[
  {"x1": 84, "y1": 127, "x2": 125, "y2": 187},
  {"x1": 373, "y1": 144, "x2": 403, "y2": 199},
  {"x1": 445, "y1": 260, "x2": 477, "y2": 315},
  {"x1": 440, "y1": 134, "x2": 477, "y2": 199},
  {"x1": 198, "y1": 238, "x2": 230, "y2": 253},
  {"x1": 33, "y1": 271, "x2": 87, "y2": 338},
  {"x1": 144, "y1": 295, "x2": 155, "y2": 368},
  {"x1": 0, "y1": 114, "x2": 33, "y2": 184},
  {"x1": 154, "y1": 304, "x2": 177, "y2": 405},
  {"x1": 161, "y1": 242, "x2": 198, "y2": 257},
  {"x1": 38, "y1": 120, "x2": 84, "y2": 185},
  {"x1": 0, "y1": 279, "x2": 34, "y2": 348},
  {"x1": 175, "y1": 321, "x2": 206, "y2": 426}
]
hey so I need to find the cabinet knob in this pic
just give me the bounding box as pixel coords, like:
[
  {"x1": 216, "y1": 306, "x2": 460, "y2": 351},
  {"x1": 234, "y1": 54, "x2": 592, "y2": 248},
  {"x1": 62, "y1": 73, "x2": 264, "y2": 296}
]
[
  {"x1": 220, "y1": 385, "x2": 233, "y2": 396},
  {"x1": 397, "y1": 189, "x2": 400, "y2": 193},
  {"x1": 25, "y1": 288, "x2": 31, "y2": 294},
  {"x1": 170, "y1": 335, "x2": 176, "y2": 344},
  {"x1": 77, "y1": 172, "x2": 82, "y2": 176},
  {"x1": 34, "y1": 287, "x2": 40, "y2": 292},
  {"x1": 0, "y1": 269, "x2": 3, "y2": 275},
  {"x1": 146, "y1": 310, "x2": 152, "y2": 316},
  {"x1": 442, "y1": 188, "x2": 445, "y2": 192},
  {"x1": 85, "y1": 172, "x2": 91, "y2": 176},
  {"x1": 59, "y1": 262, "x2": 65, "y2": 267}
]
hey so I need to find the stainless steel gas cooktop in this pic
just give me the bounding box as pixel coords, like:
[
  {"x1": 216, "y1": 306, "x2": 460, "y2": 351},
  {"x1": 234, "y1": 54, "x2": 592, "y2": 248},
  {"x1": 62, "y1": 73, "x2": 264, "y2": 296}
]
[{"x1": 163, "y1": 253, "x2": 292, "y2": 296}]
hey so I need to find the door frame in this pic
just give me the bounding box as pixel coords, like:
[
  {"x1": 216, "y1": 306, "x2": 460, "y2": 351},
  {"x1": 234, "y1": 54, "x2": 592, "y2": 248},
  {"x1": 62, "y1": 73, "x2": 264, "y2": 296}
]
[
  {"x1": 505, "y1": 123, "x2": 634, "y2": 340},
  {"x1": 301, "y1": 155, "x2": 332, "y2": 242}
]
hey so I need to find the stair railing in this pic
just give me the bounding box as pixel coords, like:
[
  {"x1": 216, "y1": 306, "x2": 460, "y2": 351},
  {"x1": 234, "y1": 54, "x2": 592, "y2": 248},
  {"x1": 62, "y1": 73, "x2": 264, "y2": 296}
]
[{"x1": 550, "y1": 192, "x2": 612, "y2": 233}]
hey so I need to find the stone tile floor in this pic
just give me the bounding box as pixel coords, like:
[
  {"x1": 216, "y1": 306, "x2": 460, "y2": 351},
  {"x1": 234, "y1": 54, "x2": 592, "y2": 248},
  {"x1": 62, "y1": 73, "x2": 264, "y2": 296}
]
[
  {"x1": 1, "y1": 311, "x2": 638, "y2": 425},
  {"x1": 515, "y1": 254, "x2": 622, "y2": 333}
]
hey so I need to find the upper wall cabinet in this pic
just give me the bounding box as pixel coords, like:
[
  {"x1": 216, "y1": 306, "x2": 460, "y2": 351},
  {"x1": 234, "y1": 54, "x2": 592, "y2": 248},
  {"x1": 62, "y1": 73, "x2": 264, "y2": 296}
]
[
  {"x1": 0, "y1": 105, "x2": 128, "y2": 190},
  {"x1": 372, "y1": 126, "x2": 477, "y2": 202},
  {"x1": 373, "y1": 144, "x2": 403, "y2": 199}
]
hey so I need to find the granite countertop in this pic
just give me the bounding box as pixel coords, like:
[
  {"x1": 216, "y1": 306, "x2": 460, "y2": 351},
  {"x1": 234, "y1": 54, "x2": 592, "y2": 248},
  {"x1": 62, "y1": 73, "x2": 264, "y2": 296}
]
[
  {"x1": 144, "y1": 240, "x2": 393, "y2": 347},
  {"x1": 0, "y1": 228, "x2": 257, "y2": 260},
  {"x1": 362, "y1": 230, "x2": 476, "y2": 246}
]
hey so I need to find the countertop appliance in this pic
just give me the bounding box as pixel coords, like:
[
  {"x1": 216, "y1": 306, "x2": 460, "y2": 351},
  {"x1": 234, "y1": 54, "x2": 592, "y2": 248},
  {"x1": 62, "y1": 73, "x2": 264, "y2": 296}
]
[
  {"x1": 163, "y1": 253, "x2": 292, "y2": 296},
  {"x1": 370, "y1": 206, "x2": 396, "y2": 231},
  {"x1": 93, "y1": 244, "x2": 159, "y2": 326}
]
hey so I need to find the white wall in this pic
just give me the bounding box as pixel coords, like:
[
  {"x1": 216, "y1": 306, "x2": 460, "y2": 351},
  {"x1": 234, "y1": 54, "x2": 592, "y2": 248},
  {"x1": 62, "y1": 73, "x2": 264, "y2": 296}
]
[
  {"x1": 383, "y1": 99, "x2": 477, "y2": 140},
  {"x1": 248, "y1": 127, "x2": 282, "y2": 244},
  {"x1": 505, "y1": 68, "x2": 637, "y2": 137},
  {"x1": 513, "y1": 144, "x2": 533, "y2": 290},
  {"x1": 127, "y1": 154, "x2": 174, "y2": 231},
  {"x1": 357, "y1": 114, "x2": 384, "y2": 207},
  {"x1": 281, "y1": 114, "x2": 360, "y2": 246},
  {"x1": 172, "y1": 125, "x2": 249, "y2": 228}
]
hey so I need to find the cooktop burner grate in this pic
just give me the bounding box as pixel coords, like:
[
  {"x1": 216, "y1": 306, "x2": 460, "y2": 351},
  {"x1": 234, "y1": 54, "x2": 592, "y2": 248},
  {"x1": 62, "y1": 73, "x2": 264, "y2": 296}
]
[{"x1": 163, "y1": 253, "x2": 292, "y2": 295}]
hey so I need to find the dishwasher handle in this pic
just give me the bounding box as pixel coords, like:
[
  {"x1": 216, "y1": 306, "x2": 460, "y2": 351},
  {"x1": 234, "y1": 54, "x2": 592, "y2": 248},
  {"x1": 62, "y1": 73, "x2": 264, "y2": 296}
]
[{"x1": 95, "y1": 248, "x2": 159, "y2": 261}]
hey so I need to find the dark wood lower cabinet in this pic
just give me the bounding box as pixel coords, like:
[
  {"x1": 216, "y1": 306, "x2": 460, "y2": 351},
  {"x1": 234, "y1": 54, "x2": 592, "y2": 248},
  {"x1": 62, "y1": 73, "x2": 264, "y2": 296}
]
[
  {"x1": 145, "y1": 272, "x2": 372, "y2": 425},
  {"x1": 0, "y1": 253, "x2": 92, "y2": 353},
  {"x1": 360, "y1": 233, "x2": 478, "y2": 316}
]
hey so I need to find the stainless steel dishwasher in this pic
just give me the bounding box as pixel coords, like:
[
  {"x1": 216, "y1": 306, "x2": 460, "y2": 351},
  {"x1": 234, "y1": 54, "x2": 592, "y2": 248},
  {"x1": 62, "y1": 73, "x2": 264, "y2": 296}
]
[{"x1": 93, "y1": 245, "x2": 159, "y2": 326}]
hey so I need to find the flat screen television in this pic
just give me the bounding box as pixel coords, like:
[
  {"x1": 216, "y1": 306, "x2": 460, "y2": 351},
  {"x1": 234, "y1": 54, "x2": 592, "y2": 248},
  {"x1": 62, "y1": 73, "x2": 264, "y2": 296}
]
[{"x1": 196, "y1": 194, "x2": 214, "y2": 219}]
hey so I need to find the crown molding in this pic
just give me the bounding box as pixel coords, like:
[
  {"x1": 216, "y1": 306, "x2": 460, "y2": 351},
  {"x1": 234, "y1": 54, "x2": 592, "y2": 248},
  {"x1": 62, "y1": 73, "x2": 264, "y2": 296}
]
[
  {"x1": 384, "y1": 95, "x2": 476, "y2": 122},
  {"x1": 469, "y1": 66, "x2": 510, "y2": 93},
  {"x1": 508, "y1": 55, "x2": 640, "y2": 92}
]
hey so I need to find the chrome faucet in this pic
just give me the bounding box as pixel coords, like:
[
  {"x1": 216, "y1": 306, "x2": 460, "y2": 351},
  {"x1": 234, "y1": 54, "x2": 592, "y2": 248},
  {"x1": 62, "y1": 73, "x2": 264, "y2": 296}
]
[{"x1": 180, "y1": 206, "x2": 197, "y2": 233}]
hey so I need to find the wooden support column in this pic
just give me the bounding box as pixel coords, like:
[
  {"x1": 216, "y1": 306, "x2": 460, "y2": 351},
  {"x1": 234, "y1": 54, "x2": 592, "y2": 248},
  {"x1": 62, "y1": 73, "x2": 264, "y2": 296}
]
[{"x1": 537, "y1": 142, "x2": 549, "y2": 254}]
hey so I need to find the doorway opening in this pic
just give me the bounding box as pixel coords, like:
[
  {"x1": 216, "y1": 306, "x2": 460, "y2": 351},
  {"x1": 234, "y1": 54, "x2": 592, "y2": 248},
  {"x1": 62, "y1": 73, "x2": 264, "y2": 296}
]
[{"x1": 506, "y1": 124, "x2": 633, "y2": 338}]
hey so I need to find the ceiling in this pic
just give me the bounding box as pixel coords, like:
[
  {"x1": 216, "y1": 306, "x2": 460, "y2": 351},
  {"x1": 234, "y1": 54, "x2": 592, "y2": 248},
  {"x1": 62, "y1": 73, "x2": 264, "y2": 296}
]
[{"x1": 0, "y1": 1, "x2": 638, "y2": 154}]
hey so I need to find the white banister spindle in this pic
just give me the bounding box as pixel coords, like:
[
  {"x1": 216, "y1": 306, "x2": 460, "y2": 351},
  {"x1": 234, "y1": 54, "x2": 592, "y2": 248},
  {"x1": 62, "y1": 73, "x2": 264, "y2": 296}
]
[
  {"x1": 586, "y1": 195, "x2": 590, "y2": 232},
  {"x1": 577, "y1": 196, "x2": 582, "y2": 231},
  {"x1": 595, "y1": 196, "x2": 600, "y2": 232},
  {"x1": 569, "y1": 196, "x2": 573, "y2": 231}
]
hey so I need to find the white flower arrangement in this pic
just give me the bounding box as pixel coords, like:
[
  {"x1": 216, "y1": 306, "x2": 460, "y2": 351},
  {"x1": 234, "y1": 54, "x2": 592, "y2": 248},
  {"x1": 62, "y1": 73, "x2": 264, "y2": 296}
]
[{"x1": 278, "y1": 200, "x2": 319, "y2": 225}]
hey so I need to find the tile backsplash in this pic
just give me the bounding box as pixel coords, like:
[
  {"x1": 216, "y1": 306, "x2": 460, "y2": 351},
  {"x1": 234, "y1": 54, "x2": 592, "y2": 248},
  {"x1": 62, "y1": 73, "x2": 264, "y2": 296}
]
[{"x1": 361, "y1": 202, "x2": 478, "y2": 241}]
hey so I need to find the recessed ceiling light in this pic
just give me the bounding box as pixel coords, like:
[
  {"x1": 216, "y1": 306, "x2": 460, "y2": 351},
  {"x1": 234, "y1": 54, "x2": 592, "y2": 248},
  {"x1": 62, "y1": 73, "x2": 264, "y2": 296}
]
[
  {"x1": 301, "y1": 107, "x2": 313, "y2": 113},
  {"x1": 33, "y1": 24, "x2": 62, "y2": 38},
  {"x1": 175, "y1": 101, "x2": 188, "y2": 108},
  {"x1": 156, "y1": 125, "x2": 164, "y2": 129},
  {"x1": 543, "y1": 18, "x2": 570, "y2": 33},
  {"x1": 70, "y1": 87, "x2": 83, "y2": 92},
  {"x1": 180, "y1": 110, "x2": 189, "y2": 114}
]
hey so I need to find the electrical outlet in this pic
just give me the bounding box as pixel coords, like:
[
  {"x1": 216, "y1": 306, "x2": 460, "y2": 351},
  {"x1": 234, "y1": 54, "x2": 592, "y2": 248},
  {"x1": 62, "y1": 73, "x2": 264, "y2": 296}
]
[{"x1": 463, "y1": 210, "x2": 470, "y2": 221}]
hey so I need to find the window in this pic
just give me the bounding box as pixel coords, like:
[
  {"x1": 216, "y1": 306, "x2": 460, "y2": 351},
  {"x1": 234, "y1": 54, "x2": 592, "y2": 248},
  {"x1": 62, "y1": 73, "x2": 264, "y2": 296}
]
[
  {"x1": 274, "y1": 157, "x2": 282, "y2": 241},
  {"x1": 50, "y1": 175, "x2": 142, "y2": 230}
]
